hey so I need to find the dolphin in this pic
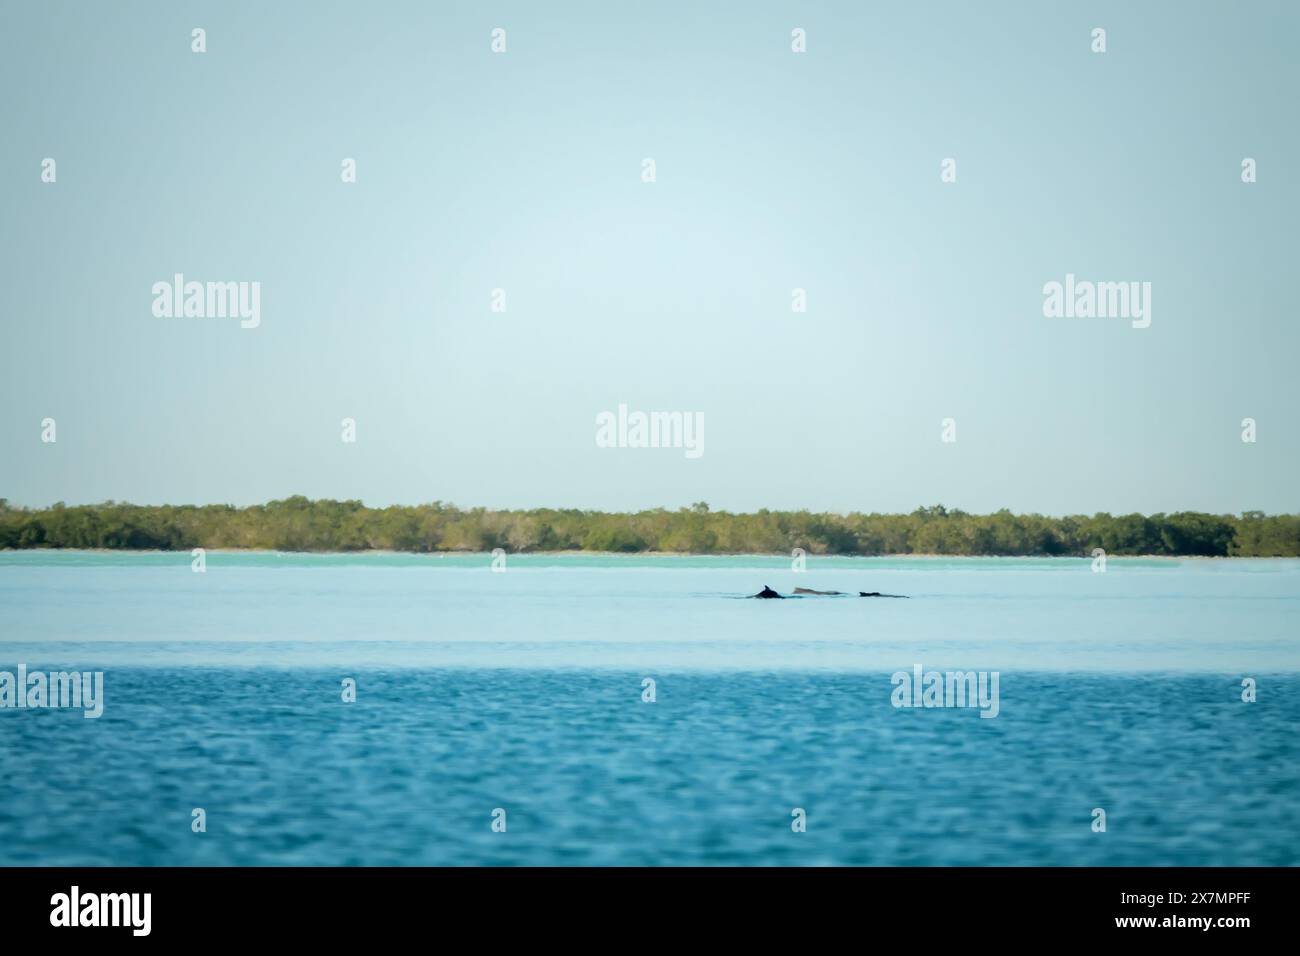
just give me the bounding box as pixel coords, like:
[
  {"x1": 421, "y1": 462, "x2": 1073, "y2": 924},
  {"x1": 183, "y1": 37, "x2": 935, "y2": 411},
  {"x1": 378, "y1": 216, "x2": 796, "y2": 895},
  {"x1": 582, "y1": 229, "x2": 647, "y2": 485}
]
[
  {"x1": 750, "y1": 585, "x2": 909, "y2": 599},
  {"x1": 794, "y1": 586, "x2": 910, "y2": 598}
]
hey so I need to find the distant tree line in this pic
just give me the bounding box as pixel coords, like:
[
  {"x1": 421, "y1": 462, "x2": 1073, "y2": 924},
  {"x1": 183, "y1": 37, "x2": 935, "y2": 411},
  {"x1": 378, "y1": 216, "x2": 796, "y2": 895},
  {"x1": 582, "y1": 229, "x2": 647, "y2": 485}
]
[{"x1": 1, "y1": 498, "x2": 1297, "y2": 556}]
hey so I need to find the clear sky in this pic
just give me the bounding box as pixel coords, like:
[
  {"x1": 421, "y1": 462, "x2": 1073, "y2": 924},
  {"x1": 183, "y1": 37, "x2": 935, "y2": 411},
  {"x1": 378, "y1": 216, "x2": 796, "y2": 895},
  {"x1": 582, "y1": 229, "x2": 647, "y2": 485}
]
[{"x1": 2, "y1": 1, "x2": 1296, "y2": 515}]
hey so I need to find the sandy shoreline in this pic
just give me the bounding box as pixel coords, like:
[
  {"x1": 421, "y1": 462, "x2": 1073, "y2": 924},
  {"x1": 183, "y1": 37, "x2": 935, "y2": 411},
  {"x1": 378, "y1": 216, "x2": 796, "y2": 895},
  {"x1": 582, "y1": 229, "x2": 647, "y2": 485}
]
[{"x1": 0, "y1": 547, "x2": 1264, "y2": 560}]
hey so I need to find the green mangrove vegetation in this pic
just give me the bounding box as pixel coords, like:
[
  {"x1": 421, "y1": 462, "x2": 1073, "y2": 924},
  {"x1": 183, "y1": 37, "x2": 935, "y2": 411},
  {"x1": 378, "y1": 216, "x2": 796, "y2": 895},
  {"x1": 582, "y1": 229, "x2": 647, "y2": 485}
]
[{"x1": 1, "y1": 498, "x2": 1297, "y2": 556}]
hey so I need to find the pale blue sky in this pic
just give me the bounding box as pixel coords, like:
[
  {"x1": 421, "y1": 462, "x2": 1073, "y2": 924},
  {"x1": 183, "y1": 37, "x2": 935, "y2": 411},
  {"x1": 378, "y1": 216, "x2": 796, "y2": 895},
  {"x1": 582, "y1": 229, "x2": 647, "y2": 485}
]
[{"x1": 2, "y1": 1, "x2": 1296, "y2": 514}]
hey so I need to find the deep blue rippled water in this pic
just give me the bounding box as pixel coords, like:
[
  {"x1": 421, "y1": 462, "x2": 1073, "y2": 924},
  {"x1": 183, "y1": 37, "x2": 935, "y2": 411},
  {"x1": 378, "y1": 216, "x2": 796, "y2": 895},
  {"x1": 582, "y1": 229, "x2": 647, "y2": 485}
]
[{"x1": 1, "y1": 669, "x2": 1297, "y2": 866}]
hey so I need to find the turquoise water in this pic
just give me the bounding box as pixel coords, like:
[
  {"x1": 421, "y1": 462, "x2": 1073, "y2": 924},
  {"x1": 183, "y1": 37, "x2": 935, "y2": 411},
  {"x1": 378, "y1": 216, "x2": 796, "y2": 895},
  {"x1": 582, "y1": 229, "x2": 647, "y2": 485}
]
[{"x1": 1, "y1": 552, "x2": 1298, "y2": 865}]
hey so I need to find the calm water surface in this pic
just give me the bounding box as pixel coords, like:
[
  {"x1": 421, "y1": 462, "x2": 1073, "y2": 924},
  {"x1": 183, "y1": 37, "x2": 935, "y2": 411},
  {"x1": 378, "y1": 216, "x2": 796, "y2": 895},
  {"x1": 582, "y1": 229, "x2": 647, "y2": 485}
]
[{"x1": 1, "y1": 552, "x2": 1297, "y2": 865}]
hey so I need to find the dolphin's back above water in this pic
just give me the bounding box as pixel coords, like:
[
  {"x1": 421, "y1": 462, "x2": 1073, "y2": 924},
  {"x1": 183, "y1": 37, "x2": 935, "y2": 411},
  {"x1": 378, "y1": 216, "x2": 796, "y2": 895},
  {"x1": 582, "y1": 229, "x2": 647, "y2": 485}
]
[{"x1": 750, "y1": 585, "x2": 909, "y2": 599}]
